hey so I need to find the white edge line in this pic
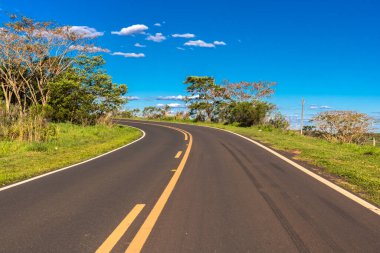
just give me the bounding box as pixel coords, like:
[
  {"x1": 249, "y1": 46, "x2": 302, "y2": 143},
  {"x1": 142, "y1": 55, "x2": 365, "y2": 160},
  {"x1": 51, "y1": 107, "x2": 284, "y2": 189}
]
[
  {"x1": 197, "y1": 124, "x2": 380, "y2": 216},
  {"x1": 0, "y1": 125, "x2": 146, "y2": 192}
]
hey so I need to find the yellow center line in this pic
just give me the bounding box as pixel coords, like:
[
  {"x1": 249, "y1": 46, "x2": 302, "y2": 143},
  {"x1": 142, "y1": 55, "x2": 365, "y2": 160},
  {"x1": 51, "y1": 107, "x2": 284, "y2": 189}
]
[
  {"x1": 175, "y1": 151, "x2": 182, "y2": 158},
  {"x1": 96, "y1": 204, "x2": 145, "y2": 253},
  {"x1": 121, "y1": 120, "x2": 189, "y2": 142},
  {"x1": 124, "y1": 125, "x2": 193, "y2": 253}
]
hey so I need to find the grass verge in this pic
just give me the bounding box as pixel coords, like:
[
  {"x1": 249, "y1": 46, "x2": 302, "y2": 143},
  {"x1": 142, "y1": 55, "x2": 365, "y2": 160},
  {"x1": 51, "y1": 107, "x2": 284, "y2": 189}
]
[
  {"x1": 132, "y1": 118, "x2": 380, "y2": 206},
  {"x1": 0, "y1": 123, "x2": 142, "y2": 187}
]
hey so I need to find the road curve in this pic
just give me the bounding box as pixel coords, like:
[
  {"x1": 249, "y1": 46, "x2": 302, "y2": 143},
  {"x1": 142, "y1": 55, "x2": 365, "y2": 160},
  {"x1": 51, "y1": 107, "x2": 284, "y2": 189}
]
[{"x1": 0, "y1": 120, "x2": 379, "y2": 253}]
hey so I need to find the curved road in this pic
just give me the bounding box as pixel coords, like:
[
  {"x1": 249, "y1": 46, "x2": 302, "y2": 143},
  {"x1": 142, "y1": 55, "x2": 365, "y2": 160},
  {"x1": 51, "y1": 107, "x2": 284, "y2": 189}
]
[{"x1": 0, "y1": 120, "x2": 379, "y2": 252}]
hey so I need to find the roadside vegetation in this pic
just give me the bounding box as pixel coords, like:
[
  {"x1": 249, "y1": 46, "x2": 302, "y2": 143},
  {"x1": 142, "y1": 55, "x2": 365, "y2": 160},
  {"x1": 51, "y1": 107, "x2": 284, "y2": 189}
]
[
  {"x1": 120, "y1": 76, "x2": 379, "y2": 206},
  {"x1": 0, "y1": 123, "x2": 141, "y2": 186},
  {"x1": 0, "y1": 16, "x2": 138, "y2": 186}
]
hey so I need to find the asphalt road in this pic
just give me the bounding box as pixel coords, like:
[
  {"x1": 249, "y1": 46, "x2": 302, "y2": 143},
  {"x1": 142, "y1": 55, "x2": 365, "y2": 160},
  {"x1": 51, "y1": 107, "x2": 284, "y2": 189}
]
[{"x1": 0, "y1": 120, "x2": 379, "y2": 253}]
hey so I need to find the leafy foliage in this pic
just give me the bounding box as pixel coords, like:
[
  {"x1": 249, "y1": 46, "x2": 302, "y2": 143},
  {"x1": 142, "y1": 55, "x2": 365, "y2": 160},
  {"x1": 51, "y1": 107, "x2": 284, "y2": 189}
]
[
  {"x1": 0, "y1": 16, "x2": 129, "y2": 141},
  {"x1": 118, "y1": 108, "x2": 141, "y2": 118},
  {"x1": 183, "y1": 76, "x2": 280, "y2": 127},
  {"x1": 268, "y1": 112, "x2": 290, "y2": 130},
  {"x1": 184, "y1": 76, "x2": 228, "y2": 121},
  {"x1": 226, "y1": 101, "x2": 275, "y2": 127},
  {"x1": 49, "y1": 55, "x2": 127, "y2": 125},
  {"x1": 142, "y1": 106, "x2": 165, "y2": 119}
]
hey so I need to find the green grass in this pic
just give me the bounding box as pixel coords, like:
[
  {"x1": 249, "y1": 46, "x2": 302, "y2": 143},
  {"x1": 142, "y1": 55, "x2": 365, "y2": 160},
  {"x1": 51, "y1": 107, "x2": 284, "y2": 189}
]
[
  {"x1": 0, "y1": 123, "x2": 142, "y2": 186},
  {"x1": 133, "y1": 118, "x2": 380, "y2": 206}
]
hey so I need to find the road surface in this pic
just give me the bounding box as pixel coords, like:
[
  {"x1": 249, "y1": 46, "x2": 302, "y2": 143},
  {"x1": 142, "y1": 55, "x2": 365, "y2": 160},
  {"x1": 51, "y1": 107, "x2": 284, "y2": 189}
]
[{"x1": 0, "y1": 120, "x2": 379, "y2": 253}]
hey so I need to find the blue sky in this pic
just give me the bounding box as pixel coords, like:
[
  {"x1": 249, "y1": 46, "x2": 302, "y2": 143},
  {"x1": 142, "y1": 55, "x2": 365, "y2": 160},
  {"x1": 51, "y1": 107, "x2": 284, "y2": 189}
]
[{"x1": 1, "y1": 0, "x2": 379, "y2": 129}]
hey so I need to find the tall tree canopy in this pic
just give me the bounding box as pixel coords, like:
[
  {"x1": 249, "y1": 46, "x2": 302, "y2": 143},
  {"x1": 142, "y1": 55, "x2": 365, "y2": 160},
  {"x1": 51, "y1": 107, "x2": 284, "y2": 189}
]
[
  {"x1": 184, "y1": 76, "x2": 228, "y2": 121},
  {"x1": 0, "y1": 16, "x2": 89, "y2": 115},
  {"x1": 49, "y1": 55, "x2": 127, "y2": 125}
]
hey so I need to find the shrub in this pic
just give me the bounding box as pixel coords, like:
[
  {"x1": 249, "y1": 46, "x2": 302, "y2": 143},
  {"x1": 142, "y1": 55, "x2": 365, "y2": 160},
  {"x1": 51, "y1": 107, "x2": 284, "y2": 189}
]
[
  {"x1": 228, "y1": 102, "x2": 256, "y2": 126},
  {"x1": 311, "y1": 111, "x2": 373, "y2": 144},
  {"x1": 0, "y1": 102, "x2": 57, "y2": 142},
  {"x1": 268, "y1": 113, "x2": 289, "y2": 129},
  {"x1": 227, "y1": 101, "x2": 275, "y2": 127}
]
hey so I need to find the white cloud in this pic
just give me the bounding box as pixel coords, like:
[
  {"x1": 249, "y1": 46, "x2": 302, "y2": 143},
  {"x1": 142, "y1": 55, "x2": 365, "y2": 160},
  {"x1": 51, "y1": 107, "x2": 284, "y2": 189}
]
[
  {"x1": 184, "y1": 40, "x2": 215, "y2": 48},
  {"x1": 177, "y1": 47, "x2": 185, "y2": 51},
  {"x1": 309, "y1": 105, "x2": 332, "y2": 110},
  {"x1": 157, "y1": 103, "x2": 185, "y2": 108},
  {"x1": 172, "y1": 33, "x2": 195, "y2": 38},
  {"x1": 111, "y1": 24, "x2": 148, "y2": 36},
  {"x1": 112, "y1": 52, "x2": 145, "y2": 58},
  {"x1": 157, "y1": 95, "x2": 185, "y2": 101},
  {"x1": 126, "y1": 96, "x2": 140, "y2": 100},
  {"x1": 69, "y1": 45, "x2": 110, "y2": 53},
  {"x1": 168, "y1": 103, "x2": 185, "y2": 108},
  {"x1": 156, "y1": 94, "x2": 199, "y2": 100},
  {"x1": 69, "y1": 26, "x2": 104, "y2": 38},
  {"x1": 146, "y1": 33, "x2": 166, "y2": 42},
  {"x1": 134, "y1": 43, "x2": 147, "y2": 48},
  {"x1": 154, "y1": 23, "x2": 162, "y2": 27},
  {"x1": 214, "y1": 40, "x2": 226, "y2": 46},
  {"x1": 188, "y1": 94, "x2": 199, "y2": 100}
]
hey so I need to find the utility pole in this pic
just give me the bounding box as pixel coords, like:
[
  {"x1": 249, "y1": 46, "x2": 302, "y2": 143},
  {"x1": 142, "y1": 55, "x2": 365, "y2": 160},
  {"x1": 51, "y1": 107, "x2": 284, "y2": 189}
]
[{"x1": 300, "y1": 98, "x2": 305, "y2": 135}]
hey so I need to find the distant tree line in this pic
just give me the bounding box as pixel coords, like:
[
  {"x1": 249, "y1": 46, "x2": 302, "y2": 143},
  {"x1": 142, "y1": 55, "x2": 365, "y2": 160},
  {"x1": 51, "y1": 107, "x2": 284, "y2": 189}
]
[
  {"x1": 127, "y1": 76, "x2": 374, "y2": 145},
  {"x1": 128, "y1": 76, "x2": 288, "y2": 129},
  {"x1": 182, "y1": 76, "x2": 288, "y2": 128}
]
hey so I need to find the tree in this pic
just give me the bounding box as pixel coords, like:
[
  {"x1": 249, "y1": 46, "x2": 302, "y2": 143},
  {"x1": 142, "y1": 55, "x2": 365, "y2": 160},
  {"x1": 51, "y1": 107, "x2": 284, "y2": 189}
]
[
  {"x1": 223, "y1": 80, "x2": 276, "y2": 103},
  {"x1": 162, "y1": 104, "x2": 171, "y2": 117},
  {"x1": 76, "y1": 55, "x2": 127, "y2": 116},
  {"x1": 48, "y1": 68, "x2": 95, "y2": 124},
  {"x1": 142, "y1": 106, "x2": 163, "y2": 119},
  {"x1": 311, "y1": 111, "x2": 373, "y2": 144},
  {"x1": 48, "y1": 55, "x2": 127, "y2": 125},
  {"x1": 0, "y1": 16, "x2": 89, "y2": 115},
  {"x1": 184, "y1": 76, "x2": 228, "y2": 121}
]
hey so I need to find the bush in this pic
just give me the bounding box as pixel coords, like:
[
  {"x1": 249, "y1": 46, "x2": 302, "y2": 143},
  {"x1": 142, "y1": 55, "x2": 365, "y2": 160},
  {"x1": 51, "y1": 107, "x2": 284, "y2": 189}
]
[
  {"x1": 311, "y1": 111, "x2": 373, "y2": 144},
  {"x1": 228, "y1": 102, "x2": 256, "y2": 126},
  {"x1": 118, "y1": 109, "x2": 140, "y2": 118},
  {"x1": 227, "y1": 101, "x2": 274, "y2": 127},
  {"x1": 268, "y1": 113, "x2": 289, "y2": 129}
]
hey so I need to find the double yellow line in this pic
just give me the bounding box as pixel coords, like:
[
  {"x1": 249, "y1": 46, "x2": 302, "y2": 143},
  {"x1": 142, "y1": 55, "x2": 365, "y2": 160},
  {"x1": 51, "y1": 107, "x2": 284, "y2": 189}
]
[{"x1": 96, "y1": 122, "x2": 193, "y2": 253}]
